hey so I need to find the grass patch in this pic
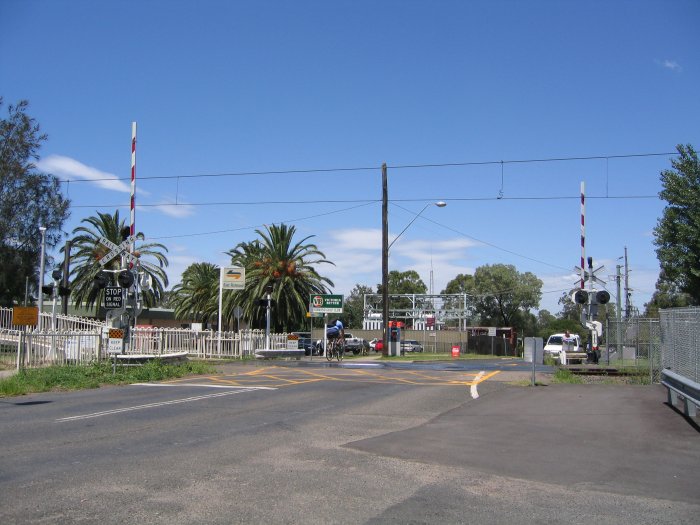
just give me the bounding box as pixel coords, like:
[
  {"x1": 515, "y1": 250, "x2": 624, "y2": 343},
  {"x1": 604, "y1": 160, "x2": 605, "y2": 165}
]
[
  {"x1": 552, "y1": 368, "x2": 584, "y2": 384},
  {"x1": 0, "y1": 359, "x2": 216, "y2": 397}
]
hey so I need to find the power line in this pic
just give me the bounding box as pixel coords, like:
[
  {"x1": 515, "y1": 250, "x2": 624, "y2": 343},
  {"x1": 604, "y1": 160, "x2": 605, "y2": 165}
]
[
  {"x1": 147, "y1": 202, "x2": 375, "y2": 240},
  {"x1": 389, "y1": 201, "x2": 606, "y2": 273},
  {"x1": 69, "y1": 194, "x2": 659, "y2": 209},
  {"x1": 56, "y1": 150, "x2": 678, "y2": 184}
]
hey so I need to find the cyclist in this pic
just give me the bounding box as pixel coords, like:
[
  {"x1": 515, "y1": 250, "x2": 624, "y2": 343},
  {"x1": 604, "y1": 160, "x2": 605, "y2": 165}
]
[
  {"x1": 325, "y1": 319, "x2": 345, "y2": 361},
  {"x1": 326, "y1": 319, "x2": 344, "y2": 339}
]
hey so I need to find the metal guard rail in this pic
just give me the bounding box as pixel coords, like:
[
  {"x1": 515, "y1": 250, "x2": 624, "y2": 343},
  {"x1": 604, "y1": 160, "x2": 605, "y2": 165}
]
[{"x1": 661, "y1": 368, "x2": 700, "y2": 418}]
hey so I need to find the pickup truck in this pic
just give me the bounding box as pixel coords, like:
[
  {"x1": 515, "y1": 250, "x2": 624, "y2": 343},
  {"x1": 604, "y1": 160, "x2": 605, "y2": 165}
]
[{"x1": 343, "y1": 333, "x2": 365, "y2": 355}]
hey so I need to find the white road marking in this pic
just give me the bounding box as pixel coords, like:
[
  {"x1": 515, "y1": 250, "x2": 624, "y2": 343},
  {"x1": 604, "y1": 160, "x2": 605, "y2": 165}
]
[
  {"x1": 132, "y1": 383, "x2": 277, "y2": 390},
  {"x1": 56, "y1": 387, "x2": 275, "y2": 422},
  {"x1": 470, "y1": 371, "x2": 485, "y2": 399}
]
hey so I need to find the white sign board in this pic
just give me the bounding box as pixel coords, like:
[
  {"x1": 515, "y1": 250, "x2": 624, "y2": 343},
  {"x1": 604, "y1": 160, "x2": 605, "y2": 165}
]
[
  {"x1": 488, "y1": 327, "x2": 497, "y2": 337},
  {"x1": 221, "y1": 266, "x2": 245, "y2": 290},
  {"x1": 107, "y1": 338, "x2": 123, "y2": 354}
]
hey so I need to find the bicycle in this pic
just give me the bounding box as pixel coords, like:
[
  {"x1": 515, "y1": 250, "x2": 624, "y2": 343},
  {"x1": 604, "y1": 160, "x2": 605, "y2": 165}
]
[{"x1": 325, "y1": 334, "x2": 345, "y2": 362}]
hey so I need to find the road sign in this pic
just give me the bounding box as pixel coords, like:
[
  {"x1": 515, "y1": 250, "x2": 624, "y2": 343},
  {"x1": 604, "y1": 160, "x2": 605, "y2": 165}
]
[
  {"x1": 573, "y1": 265, "x2": 606, "y2": 286},
  {"x1": 12, "y1": 306, "x2": 38, "y2": 326},
  {"x1": 107, "y1": 337, "x2": 123, "y2": 354},
  {"x1": 98, "y1": 236, "x2": 138, "y2": 267},
  {"x1": 310, "y1": 294, "x2": 343, "y2": 314},
  {"x1": 104, "y1": 286, "x2": 124, "y2": 309},
  {"x1": 221, "y1": 266, "x2": 245, "y2": 290}
]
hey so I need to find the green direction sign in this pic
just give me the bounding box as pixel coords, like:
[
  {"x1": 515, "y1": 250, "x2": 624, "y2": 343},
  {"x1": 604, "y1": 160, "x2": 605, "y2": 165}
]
[{"x1": 309, "y1": 294, "x2": 343, "y2": 314}]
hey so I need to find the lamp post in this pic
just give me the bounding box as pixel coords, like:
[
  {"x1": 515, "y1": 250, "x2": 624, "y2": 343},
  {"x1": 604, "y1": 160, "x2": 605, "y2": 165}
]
[
  {"x1": 388, "y1": 201, "x2": 446, "y2": 252},
  {"x1": 380, "y1": 169, "x2": 446, "y2": 351},
  {"x1": 37, "y1": 226, "x2": 47, "y2": 329}
]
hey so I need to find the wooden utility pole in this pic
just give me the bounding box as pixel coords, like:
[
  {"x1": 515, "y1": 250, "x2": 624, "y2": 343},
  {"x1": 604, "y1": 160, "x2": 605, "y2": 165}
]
[{"x1": 381, "y1": 163, "x2": 389, "y2": 353}]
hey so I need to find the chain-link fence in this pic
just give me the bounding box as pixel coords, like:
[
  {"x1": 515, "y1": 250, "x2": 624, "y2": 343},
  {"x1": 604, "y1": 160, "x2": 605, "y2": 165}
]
[
  {"x1": 659, "y1": 307, "x2": 700, "y2": 384},
  {"x1": 603, "y1": 317, "x2": 661, "y2": 383}
]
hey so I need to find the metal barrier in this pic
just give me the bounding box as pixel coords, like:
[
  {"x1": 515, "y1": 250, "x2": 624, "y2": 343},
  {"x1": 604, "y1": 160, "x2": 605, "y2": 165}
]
[{"x1": 661, "y1": 368, "x2": 700, "y2": 418}]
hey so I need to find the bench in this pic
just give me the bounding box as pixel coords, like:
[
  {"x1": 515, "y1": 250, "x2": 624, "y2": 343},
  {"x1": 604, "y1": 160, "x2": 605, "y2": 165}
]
[{"x1": 661, "y1": 368, "x2": 700, "y2": 418}]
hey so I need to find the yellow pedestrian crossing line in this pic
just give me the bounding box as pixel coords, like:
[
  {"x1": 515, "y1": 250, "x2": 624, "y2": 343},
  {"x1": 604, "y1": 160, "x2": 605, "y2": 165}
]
[{"x1": 166, "y1": 366, "x2": 500, "y2": 389}]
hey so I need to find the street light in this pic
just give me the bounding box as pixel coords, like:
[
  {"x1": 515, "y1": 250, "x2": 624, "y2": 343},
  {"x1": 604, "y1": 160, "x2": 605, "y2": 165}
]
[
  {"x1": 381, "y1": 176, "x2": 446, "y2": 352},
  {"x1": 37, "y1": 226, "x2": 47, "y2": 328},
  {"x1": 388, "y1": 201, "x2": 447, "y2": 252}
]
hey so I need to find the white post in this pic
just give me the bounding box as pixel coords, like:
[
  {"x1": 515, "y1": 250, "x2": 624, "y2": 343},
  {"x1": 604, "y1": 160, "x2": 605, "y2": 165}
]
[
  {"x1": 218, "y1": 266, "x2": 224, "y2": 355},
  {"x1": 323, "y1": 314, "x2": 328, "y2": 358},
  {"x1": 265, "y1": 288, "x2": 272, "y2": 349},
  {"x1": 37, "y1": 226, "x2": 47, "y2": 329}
]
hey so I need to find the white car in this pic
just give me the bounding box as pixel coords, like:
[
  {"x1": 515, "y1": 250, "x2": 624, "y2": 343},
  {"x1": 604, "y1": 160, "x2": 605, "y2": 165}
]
[{"x1": 543, "y1": 333, "x2": 581, "y2": 363}]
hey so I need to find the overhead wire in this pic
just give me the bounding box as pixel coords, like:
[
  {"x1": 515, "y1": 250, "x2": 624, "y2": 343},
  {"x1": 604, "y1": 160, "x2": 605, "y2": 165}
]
[{"x1": 55, "y1": 150, "x2": 678, "y2": 184}]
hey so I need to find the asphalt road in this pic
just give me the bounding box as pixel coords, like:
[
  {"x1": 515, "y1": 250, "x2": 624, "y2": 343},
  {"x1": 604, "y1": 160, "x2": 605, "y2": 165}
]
[{"x1": 0, "y1": 360, "x2": 698, "y2": 524}]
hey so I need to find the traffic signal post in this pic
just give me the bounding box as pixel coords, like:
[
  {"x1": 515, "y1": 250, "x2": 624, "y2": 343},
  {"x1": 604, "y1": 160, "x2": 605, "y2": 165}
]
[{"x1": 572, "y1": 257, "x2": 611, "y2": 362}]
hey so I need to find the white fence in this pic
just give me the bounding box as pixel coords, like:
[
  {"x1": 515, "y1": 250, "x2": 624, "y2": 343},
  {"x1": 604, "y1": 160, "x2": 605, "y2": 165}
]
[
  {"x1": 0, "y1": 307, "x2": 105, "y2": 332},
  {"x1": 1, "y1": 329, "x2": 102, "y2": 368},
  {"x1": 0, "y1": 324, "x2": 295, "y2": 370}
]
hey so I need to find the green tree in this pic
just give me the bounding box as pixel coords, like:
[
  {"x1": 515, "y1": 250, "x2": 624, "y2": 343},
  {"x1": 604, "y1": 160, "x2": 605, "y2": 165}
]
[
  {"x1": 557, "y1": 291, "x2": 580, "y2": 321},
  {"x1": 377, "y1": 270, "x2": 429, "y2": 313},
  {"x1": 169, "y1": 262, "x2": 219, "y2": 325},
  {"x1": 653, "y1": 144, "x2": 700, "y2": 305},
  {"x1": 470, "y1": 264, "x2": 542, "y2": 328},
  {"x1": 644, "y1": 270, "x2": 691, "y2": 317},
  {"x1": 0, "y1": 99, "x2": 70, "y2": 306},
  {"x1": 343, "y1": 284, "x2": 373, "y2": 329},
  {"x1": 69, "y1": 211, "x2": 169, "y2": 311},
  {"x1": 225, "y1": 224, "x2": 333, "y2": 332}
]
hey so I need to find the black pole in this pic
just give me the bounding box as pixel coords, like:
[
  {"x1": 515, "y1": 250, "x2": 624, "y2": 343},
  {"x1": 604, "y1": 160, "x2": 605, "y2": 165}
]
[
  {"x1": 381, "y1": 163, "x2": 389, "y2": 354},
  {"x1": 61, "y1": 240, "x2": 71, "y2": 316}
]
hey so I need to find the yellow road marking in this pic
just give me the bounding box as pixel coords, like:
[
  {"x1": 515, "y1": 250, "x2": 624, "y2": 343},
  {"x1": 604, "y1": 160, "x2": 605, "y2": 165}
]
[{"x1": 166, "y1": 366, "x2": 503, "y2": 389}]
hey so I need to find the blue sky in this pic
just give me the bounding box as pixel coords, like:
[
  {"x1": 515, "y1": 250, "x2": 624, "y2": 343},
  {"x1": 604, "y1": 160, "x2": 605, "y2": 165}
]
[{"x1": 2, "y1": 0, "x2": 699, "y2": 315}]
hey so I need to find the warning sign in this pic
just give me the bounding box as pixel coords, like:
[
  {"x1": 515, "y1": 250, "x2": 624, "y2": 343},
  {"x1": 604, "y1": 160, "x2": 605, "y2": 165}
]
[
  {"x1": 108, "y1": 328, "x2": 124, "y2": 339},
  {"x1": 12, "y1": 306, "x2": 39, "y2": 326}
]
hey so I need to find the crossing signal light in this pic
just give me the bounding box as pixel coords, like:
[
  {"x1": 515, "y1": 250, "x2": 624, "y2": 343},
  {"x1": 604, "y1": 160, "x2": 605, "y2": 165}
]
[
  {"x1": 117, "y1": 270, "x2": 135, "y2": 288},
  {"x1": 93, "y1": 272, "x2": 109, "y2": 289},
  {"x1": 58, "y1": 286, "x2": 71, "y2": 297},
  {"x1": 595, "y1": 290, "x2": 610, "y2": 304},
  {"x1": 572, "y1": 290, "x2": 588, "y2": 304},
  {"x1": 42, "y1": 284, "x2": 54, "y2": 296}
]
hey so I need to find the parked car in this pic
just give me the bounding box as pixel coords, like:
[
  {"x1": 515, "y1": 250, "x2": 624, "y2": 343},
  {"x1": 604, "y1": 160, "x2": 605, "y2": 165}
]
[
  {"x1": 374, "y1": 340, "x2": 383, "y2": 353},
  {"x1": 292, "y1": 331, "x2": 320, "y2": 356},
  {"x1": 400, "y1": 340, "x2": 424, "y2": 354}
]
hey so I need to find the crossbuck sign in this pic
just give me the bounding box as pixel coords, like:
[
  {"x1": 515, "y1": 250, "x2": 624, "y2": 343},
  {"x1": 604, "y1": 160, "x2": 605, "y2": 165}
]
[{"x1": 98, "y1": 236, "x2": 138, "y2": 266}]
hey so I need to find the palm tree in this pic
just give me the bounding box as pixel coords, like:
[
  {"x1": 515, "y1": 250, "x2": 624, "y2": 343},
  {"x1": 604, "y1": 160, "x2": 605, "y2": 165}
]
[
  {"x1": 169, "y1": 262, "x2": 219, "y2": 325},
  {"x1": 69, "y1": 210, "x2": 169, "y2": 311},
  {"x1": 225, "y1": 224, "x2": 334, "y2": 332}
]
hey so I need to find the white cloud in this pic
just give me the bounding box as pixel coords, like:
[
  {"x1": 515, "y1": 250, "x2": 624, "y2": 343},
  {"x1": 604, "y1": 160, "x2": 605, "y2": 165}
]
[
  {"x1": 656, "y1": 59, "x2": 682, "y2": 72},
  {"x1": 317, "y1": 228, "x2": 476, "y2": 296},
  {"x1": 154, "y1": 200, "x2": 195, "y2": 218},
  {"x1": 38, "y1": 154, "x2": 143, "y2": 194}
]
